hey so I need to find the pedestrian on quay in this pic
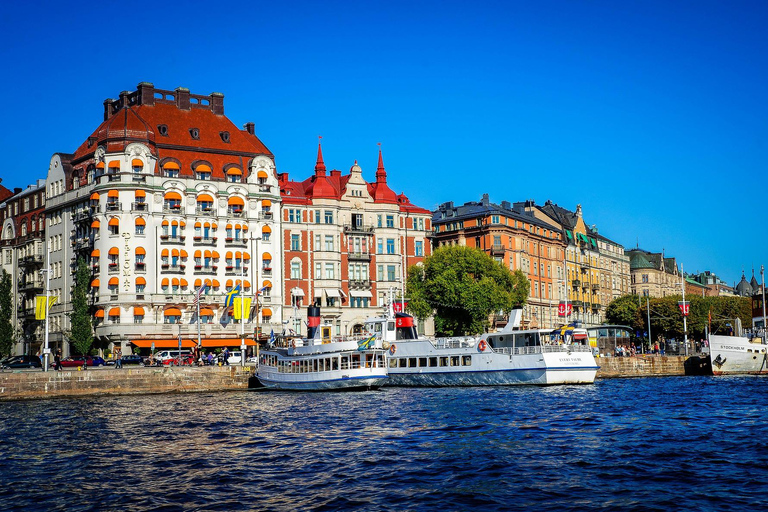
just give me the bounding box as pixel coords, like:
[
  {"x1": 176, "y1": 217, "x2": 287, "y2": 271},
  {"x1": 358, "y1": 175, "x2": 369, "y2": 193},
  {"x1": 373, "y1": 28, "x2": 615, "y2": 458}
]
[
  {"x1": 54, "y1": 349, "x2": 63, "y2": 371},
  {"x1": 115, "y1": 346, "x2": 123, "y2": 369},
  {"x1": 223, "y1": 347, "x2": 230, "y2": 366}
]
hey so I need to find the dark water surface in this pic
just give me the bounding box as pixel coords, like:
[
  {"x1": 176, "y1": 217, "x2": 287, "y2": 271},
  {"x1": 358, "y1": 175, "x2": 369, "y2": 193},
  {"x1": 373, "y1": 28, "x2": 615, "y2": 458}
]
[{"x1": 1, "y1": 376, "x2": 766, "y2": 511}]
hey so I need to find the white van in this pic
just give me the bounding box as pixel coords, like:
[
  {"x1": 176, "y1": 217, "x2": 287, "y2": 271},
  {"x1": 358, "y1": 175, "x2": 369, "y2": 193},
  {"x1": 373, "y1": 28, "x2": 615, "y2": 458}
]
[{"x1": 154, "y1": 350, "x2": 193, "y2": 363}]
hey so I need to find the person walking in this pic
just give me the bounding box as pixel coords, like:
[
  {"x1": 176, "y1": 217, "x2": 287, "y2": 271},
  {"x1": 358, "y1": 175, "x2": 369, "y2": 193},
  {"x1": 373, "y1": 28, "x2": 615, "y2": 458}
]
[
  {"x1": 54, "y1": 349, "x2": 63, "y2": 371},
  {"x1": 115, "y1": 346, "x2": 123, "y2": 369},
  {"x1": 223, "y1": 347, "x2": 230, "y2": 366}
]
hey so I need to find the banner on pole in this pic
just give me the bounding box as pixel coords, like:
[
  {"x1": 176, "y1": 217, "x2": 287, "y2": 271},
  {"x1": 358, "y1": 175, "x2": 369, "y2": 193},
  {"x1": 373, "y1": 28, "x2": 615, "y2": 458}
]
[
  {"x1": 233, "y1": 297, "x2": 253, "y2": 320},
  {"x1": 678, "y1": 301, "x2": 690, "y2": 316},
  {"x1": 557, "y1": 302, "x2": 572, "y2": 317}
]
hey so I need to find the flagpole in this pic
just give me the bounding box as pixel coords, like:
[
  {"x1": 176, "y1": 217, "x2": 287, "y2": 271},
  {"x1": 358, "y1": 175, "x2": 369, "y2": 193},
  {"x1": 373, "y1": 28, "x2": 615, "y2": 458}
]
[
  {"x1": 42, "y1": 261, "x2": 50, "y2": 372},
  {"x1": 197, "y1": 286, "x2": 201, "y2": 352},
  {"x1": 681, "y1": 263, "x2": 688, "y2": 356},
  {"x1": 240, "y1": 260, "x2": 245, "y2": 367}
]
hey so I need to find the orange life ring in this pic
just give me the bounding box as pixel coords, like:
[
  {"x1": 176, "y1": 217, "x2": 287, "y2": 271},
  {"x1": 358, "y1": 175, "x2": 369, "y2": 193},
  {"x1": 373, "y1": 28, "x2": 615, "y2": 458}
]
[
  {"x1": 389, "y1": 344, "x2": 397, "y2": 355},
  {"x1": 478, "y1": 339, "x2": 487, "y2": 352}
]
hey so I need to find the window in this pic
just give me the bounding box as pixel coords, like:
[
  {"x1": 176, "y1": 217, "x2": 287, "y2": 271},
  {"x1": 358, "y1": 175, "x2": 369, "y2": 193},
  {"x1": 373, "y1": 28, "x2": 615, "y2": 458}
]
[
  {"x1": 386, "y1": 215, "x2": 394, "y2": 228},
  {"x1": 492, "y1": 215, "x2": 500, "y2": 224},
  {"x1": 325, "y1": 235, "x2": 334, "y2": 251},
  {"x1": 324, "y1": 210, "x2": 333, "y2": 224},
  {"x1": 291, "y1": 234, "x2": 300, "y2": 251},
  {"x1": 387, "y1": 265, "x2": 396, "y2": 281},
  {"x1": 325, "y1": 263, "x2": 334, "y2": 279},
  {"x1": 377, "y1": 239, "x2": 383, "y2": 254},
  {"x1": 315, "y1": 209, "x2": 321, "y2": 224},
  {"x1": 642, "y1": 274, "x2": 649, "y2": 283},
  {"x1": 377, "y1": 215, "x2": 382, "y2": 228},
  {"x1": 415, "y1": 240, "x2": 423, "y2": 257},
  {"x1": 315, "y1": 262, "x2": 322, "y2": 279},
  {"x1": 291, "y1": 261, "x2": 301, "y2": 279},
  {"x1": 377, "y1": 265, "x2": 384, "y2": 282},
  {"x1": 386, "y1": 239, "x2": 395, "y2": 254}
]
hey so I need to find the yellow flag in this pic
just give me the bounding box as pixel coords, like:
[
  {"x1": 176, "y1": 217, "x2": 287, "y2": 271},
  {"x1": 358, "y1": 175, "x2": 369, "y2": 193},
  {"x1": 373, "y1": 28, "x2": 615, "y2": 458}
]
[
  {"x1": 232, "y1": 297, "x2": 252, "y2": 320},
  {"x1": 35, "y1": 296, "x2": 57, "y2": 320}
]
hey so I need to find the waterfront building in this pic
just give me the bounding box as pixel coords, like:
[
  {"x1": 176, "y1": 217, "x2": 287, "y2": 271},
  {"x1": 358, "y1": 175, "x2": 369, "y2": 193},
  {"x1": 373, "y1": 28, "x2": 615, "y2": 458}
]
[
  {"x1": 278, "y1": 144, "x2": 433, "y2": 336},
  {"x1": 690, "y1": 270, "x2": 735, "y2": 296},
  {"x1": 0, "y1": 181, "x2": 39, "y2": 355},
  {"x1": 521, "y1": 201, "x2": 630, "y2": 327},
  {"x1": 431, "y1": 195, "x2": 567, "y2": 330},
  {"x1": 626, "y1": 248, "x2": 680, "y2": 297},
  {"x1": 45, "y1": 83, "x2": 281, "y2": 356}
]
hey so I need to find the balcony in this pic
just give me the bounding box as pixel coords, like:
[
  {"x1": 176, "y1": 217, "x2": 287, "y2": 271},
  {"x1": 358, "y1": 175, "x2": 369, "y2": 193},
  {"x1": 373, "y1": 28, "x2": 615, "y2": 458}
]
[
  {"x1": 160, "y1": 235, "x2": 186, "y2": 244},
  {"x1": 194, "y1": 236, "x2": 217, "y2": 246},
  {"x1": 131, "y1": 202, "x2": 148, "y2": 212},
  {"x1": 195, "y1": 266, "x2": 218, "y2": 275},
  {"x1": 261, "y1": 267, "x2": 272, "y2": 277},
  {"x1": 196, "y1": 207, "x2": 214, "y2": 215},
  {"x1": 135, "y1": 262, "x2": 146, "y2": 272},
  {"x1": 225, "y1": 237, "x2": 247, "y2": 246},
  {"x1": 74, "y1": 238, "x2": 92, "y2": 251},
  {"x1": 19, "y1": 255, "x2": 43, "y2": 267},
  {"x1": 225, "y1": 266, "x2": 248, "y2": 276},
  {"x1": 19, "y1": 281, "x2": 43, "y2": 293},
  {"x1": 592, "y1": 303, "x2": 601, "y2": 310},
  {"x1": 571, "y1": 300, "x2": 583, "y2": 307},
  {"x1": 592, "y1": 284, "x2": 600, "y2": 291},
  {"x1": 490, "y1": 244, "x2": 505, "y2": 256},
  {"x1": 344, "y1": 224, "x2": 374, "y2": 235},
  {"x1": 107, "y1": 173, "x2": 122, "y2": 182},
  {"x1": 260, "y1": 211, "x2": 273, "y2": 221},
  {"x1": 105, "y1": 202, "x2": 122, "y2": 212},
  {"x1": 572, "y1": 279, "x2": 581, "y2": 287},
  {"x1": 227, "y1": 209, "x2": 244, "y2": 218},
  {"x1": 161, "y1": 264, "x2": 186, "y2": 274},
  {"x1": 347, "y1": 252, "x2": 371, "y2": 261},
  {"x1": 73, "y1": 210, "x2": 91, "y2": 222},
  {"x1": 108, "y1": 263, "x2": 119, "y2": 273},
  {"x1": 349, "y1": 279, "x2": 371, "y2": 289},
  {"x1": 163, "y1": 205, "x2": 183, "y2": 214},
  {"x1": 258, "y1": 184, "x2": 272, "y2": 193}
]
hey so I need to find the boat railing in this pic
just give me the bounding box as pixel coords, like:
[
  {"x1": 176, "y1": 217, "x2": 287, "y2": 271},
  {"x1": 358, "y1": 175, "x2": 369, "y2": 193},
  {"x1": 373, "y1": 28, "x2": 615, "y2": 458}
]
[
  {"x1": 433, "y1": 337, "x2": 478, "y2": 349},
  {"x1": 490, "y1": 344, "x2": 593, "y2": 355}
]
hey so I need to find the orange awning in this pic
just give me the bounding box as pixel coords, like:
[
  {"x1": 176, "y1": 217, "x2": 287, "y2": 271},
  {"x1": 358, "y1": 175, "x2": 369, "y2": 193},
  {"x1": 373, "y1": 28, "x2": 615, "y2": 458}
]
[
  {"x1": 95, "y1": 162, "x2": 105, "y2": 170},
  {"x1": 261, "y1": 308, "x2": 272, "y2": 316},
  {"x1": 108, "y1": 277, "x2": 119, "y2": 286},
  {"x1": 172, "y1": 278, "x2": 180, "y2": 286},
  {"x1": 194, "y1": 222, "x2": 202, "y2": 228},
  {"x1": 262, "y1": 225, "x2": 272, "y2": 233},
  {"x1": 262, "y1": 252, "x2": 272, "y2": 260},
  {"x1": 164, "y1": 308, "x2": 182, "y2": 316},
  {"x1": 135, "y1": 217, "x2": 146, "y2": 226},
  {"x1": 162, "y1": 220, "x2": 169, "y2": 226},
  {"x1": 108, "y1": 308, "x2": 120, "y2": 317},
  {"x1": 204, "y1": 250, "x2": 212, "y2": 258},
  {"x1": 132, "y1": 339, "x2": 197, "y2": 349},
  {"x1": 134, "y1": 306, "x2": 145, "y2": 315},
  {"x1": 200, "y1": 338, "x2": 256, "y2": 347},
  {"x1": 161, "y1": 249, "x2": 169, "y2": 257},
  {"x1": 196, "y1": 164, "x2": 212, "y2": 173},
  {"x1": 244, "y1": 281, "x2": 251, "y2": 289},
  {"x1": 108, "y1": 190, "x2": 119, "y2": 198},
  {"x1": 171, "y1": 249, "x2": 179, "y2": 257},
  {"x1": 135, "y1": 277, "x2": 146, "y2": 285},
  {"x1": 204, "y1": 222, "x2": 211, "y2": 228},
  {"x1": 161, "y1": 278, "x2": 169, "y2": 286},
  {"x1": 212, "y1": 251, "x2": 220, "y2": 258},
  {"x1": 243, "y1": 252, "x2": 251, "y2": 260},
  {"x1": 132, "y1": 159, "x2": 144, "y2": 168},
  {"x1": 212, "y1": 223, "x2": 218, "y2": 229},
  {"x1": 90, "y1": 192, "x2": 100, "y2": 200},
  {"x1": 94, "y1": 309, "x2": 105, "y2": 318},
  {"x1": 228, "y1": 196, "x2": 244, "y2": 206},
  {"x1": 242, "y1": 224, "x2": 248, "y2": 232},
  {"x1": 235, "y1": 251, "x2": 242, "y2": 259},
  {"x1": 205, "y1": 279, "x2": 213, "y2": 287},
  {"x1": 262, "y1": 280, "x2": 272, "y2": 288},
  {"x1": 257, "y1": 170, "x2": 268, "y2": 179},
  {"x1": 91, "y1": 249, "x2": 100, "y2": 258},
  {"x1": 108, "y1": 161, "x2": 121, "y2": 169},
  {"x1": 135, "y1": 247, "x2": 146, "y2": 255},
  {"x1": 108, "y1": 218, "x2": 119, "y2": 226},
  {"x1": 180, "y1": 250, "x2": 188, "y2": 258},
  {"x1": 163, "y1": 161, "x2": 180, "y2": 170},
  {"x1": 108, "y1": 247, "x2": 119, "y2": 255},
  {"x1": 225, "y1": 251, "x2": 233, "y2": 259},
  {"x1": 226, "y1": 167, "x2": 242, "y2": 175},
  {"x1": 262, "y1": 199, "x2": 272, "y2": 207},
  {"x1": 200, "y1": 308, "x2": 214, "y2": 316},
  {"x1": 226, "y1": 279, "x2": 233, "y2": 288},
  {"x1": 91, "y1": 220, "x2": 100, "y2": 229},
  {"x1": 164, "y1": 191, "x2": 181, "y2": 200},
  {"x1": 135, "y1": 189, "x2": 146, "y2": 198},
  {"x1": 180, "y1": 220, "x2": 186, "y2": 227},
  {"x1": 180, "y1": 279, "x2": 188, "y2": 287},
  {"x1": 171, "y1": 220, "x2": 179, "y2": 227},
  {"x1": 91, "y1": 279, "x2": 100, "y2": 288},
  {"x1": 226, "y1": 224, "x2": 233, "y2": 230},
  {"x1": 194, "y1": 279, "x2": 202, "y2": 287},
  {"x1": 211, "y1": 279, "x2": 220, "y2": 287},
  {"x1": 194, "y1": 250, "x2": 202, "y2": 258}
]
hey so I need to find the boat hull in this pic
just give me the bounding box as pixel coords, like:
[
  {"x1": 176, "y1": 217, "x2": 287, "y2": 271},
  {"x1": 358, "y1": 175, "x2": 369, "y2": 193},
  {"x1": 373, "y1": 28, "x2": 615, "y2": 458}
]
[
  {"x1": 385, "y1": 341, "x2": 598, "y2": 386},
  {"x1": 256, "y1": 372, "x2": 387, "y2": 391},
  {"x1": 709, "y1": 334, "x2": 768, "y2": 375}
]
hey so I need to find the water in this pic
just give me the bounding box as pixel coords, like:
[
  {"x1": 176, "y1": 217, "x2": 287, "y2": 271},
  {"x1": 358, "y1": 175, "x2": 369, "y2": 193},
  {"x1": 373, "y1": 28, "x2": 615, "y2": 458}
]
[{"x1": 0, "y1": 376, "x2": 766, "y2": 512}]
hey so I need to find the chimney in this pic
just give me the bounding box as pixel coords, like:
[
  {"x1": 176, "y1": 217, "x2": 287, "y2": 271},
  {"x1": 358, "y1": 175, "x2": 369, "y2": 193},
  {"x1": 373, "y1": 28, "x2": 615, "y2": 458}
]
[
  {"x1": 501, "y1": 201, "x2": 511, "y2": 210},
  {"x1": 14, "y1": 188, "x2": 22, "y2": 194},
  {"x1": 175, "y1": 87, "x2": 191, "y2": 110},
  {"x1": 481, "y1": 193, "x2": 489, "y2": 205},
  {"x1": 210, "y1": 92, "x2": 224, "y2": 115},
  {"x1": 243, "y1": 122, "x2": 255, "y2": 135},
  {"x1": 137, "y1": 82, "x2": 155, "y2": 106},
  {"x1": 103, "y1": 99, "x2": 114, "y2": 121},
  {"x1": 330, "y1": 170, "x2": 341, "y2": 177}
]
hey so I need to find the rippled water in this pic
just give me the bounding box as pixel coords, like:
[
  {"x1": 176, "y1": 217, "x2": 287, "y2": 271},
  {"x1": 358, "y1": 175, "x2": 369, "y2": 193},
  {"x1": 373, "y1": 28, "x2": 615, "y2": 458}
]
[{"x1": 1, "y1": 376, "x2": 767, "y2": 511}]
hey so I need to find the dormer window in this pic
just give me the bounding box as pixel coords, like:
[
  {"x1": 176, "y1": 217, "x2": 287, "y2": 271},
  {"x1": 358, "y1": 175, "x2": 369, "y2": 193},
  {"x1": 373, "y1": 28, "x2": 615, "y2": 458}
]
[
  {"x1": 190, "y1": 128, "x2": 200, "y2": 140},
  {"x1": 158, "y1": 124, "x2": 168, "y2": 136},
  {"x1": 162, "y1": 161, "x2": 180, "y2": 178},
  {"x1": 220, "y1": 131, "x2": 230, "y2": 143},
  {"x1": 195, "y1": 163, "x2": 212, "y2": 181}
]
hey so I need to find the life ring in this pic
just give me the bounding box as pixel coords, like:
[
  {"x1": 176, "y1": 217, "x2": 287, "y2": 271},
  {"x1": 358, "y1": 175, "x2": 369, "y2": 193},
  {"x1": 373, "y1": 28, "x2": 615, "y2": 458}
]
[
  {"x1": 478, "y1": 339, "x2": 487, "y2": 352},
  {"x1": 389, "y1": 344, "x2": 397, "y2": 355}
]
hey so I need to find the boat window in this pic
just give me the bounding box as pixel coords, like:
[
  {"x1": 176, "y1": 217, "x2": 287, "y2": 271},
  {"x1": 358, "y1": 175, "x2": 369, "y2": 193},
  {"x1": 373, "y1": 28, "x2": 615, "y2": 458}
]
[
  {"x1": 429, "y1": 357, "x2": 438, "y2": 367},
  {"x1": 408, "y1": 357, "x2": 417, "y2": 368},
  {"x1": 322, "y1": 326, "x2": 332, "y2": 343},
  {"x1": 389, "y1": 358, "x2": 397, "y2": 368},
  {"x1": 439, "y1": 357, "x2": 449, "y2": 367},
  {"x1": 398, "y1": 358, "x2": 407, "y2": 368},
  {"x1": 418, "y1": 357, "x2": 427, "y2": 367},
  {"x1": 462, "y1": 355, "x2": 472, "y2": 366},
  {"x1": 388, "y1": 322, "x2": 395, "y2": 331},
  {"x1": 332, "y1": 358, "x2": 339, "y2": 370},
  {"x1": 351, "y1": 354, "x2": 360, "y2": 369},
  {"x1": 450, "y1": 356, "x2": 460, "y2": 366}
]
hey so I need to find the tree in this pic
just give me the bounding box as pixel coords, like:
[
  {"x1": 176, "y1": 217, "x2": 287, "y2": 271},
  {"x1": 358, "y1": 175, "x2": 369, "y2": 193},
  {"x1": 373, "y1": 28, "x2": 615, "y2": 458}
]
[
  {"x1": 406, "y1": 245, "x2": 529, "y2": 336},
  {"x1": 69, "y1": 257, "x2": 93, "y2": 356},
  {"x1": 605, "y1": 294, "x2": 644, "y2": 332},
  {"x1": 0, "y1": 270, "x2": 15, "y2": 357}
]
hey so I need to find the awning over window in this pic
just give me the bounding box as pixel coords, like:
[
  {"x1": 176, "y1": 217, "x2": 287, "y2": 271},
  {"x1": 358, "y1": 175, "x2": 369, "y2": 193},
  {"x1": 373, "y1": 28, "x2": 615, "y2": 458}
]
[
  {"x1": 225, "y1": 251, "x2": 233, "y2": 259},
  {"x1": 197, "y1": 193, "x2": 214, "y2": 202},
  {"x1": 226, "y1": 279, "x2": 233, "y2": 288},
  {"x1": 349, "y1": 290, "x2": 373, "y2": 298},
  {"x1": 161, "y1": 249, "x2": 169, "y2": 257},
  {"x1": 262, "y1": 280, "x2": 272, "y2": 288},
  {"x1": 199, "y1": 338, "x2": 256, "y2": 347},
  {"x1": 262, "y1": 252, "x2": 272, "y2": 260},
  {"x1": 108, "y1": 161, "x2": 121, "y2": 169},
  {"x1": 133, "y1": 306, "x2": 145, "y2": 316},
  {"x1": 262, "y1": 225, "x2": 272, "y2": 233},
  {"x1": 135, "y1": 247, "x2": 146, "y2": 255},
  {"x1": 91, "y1": 220, "x2": 100, "y2": 229},
  {"x1": 108, "y1": 247, "x2": 119, "y2": 255},
  {"x1": 161, "y1": 278, "x2": 169, "y2": 286},
  {"x1": 162, "y1": 220, "x2": 169, "y2": 226},
  {"x1": 90, "y1": 192, "x2": 100, "y2": 200},
  {"x1": 135, "y1": 189, "x2": 146, "y2": 198},
  {"x1": 108, "y1": 277, "x2": 119, "y2": 286},
  {"x1": 325, "y1": 288, "x2": 340, "y2": 298},
  {"x1": 228, "y1": 196, "x2": 244, "y2": 206},
  {"x1": 132, "y1": 159, "x2": 144, "y2": 168},
  {"x1": 200, "y1": 308, "x2": 214, "y2": 316},
  {"x1": 108, "y1": 308, "x2": 120, "y2": 317},
  {"x1": 180, "y1": 250, "x2": 188, "y2": 258},
  {"x1": 91, "y1": 249, "x2": 100, "y2": 258},
  {"x1": 204, "y1": 250, "x2": 212, "y2": 258},
  {"x1": 180, "y1": 279, "x2": 188, "y2": 287},
  {"x1": 171, "y1": 220, "x2": 179, "y2": 227},
  {"x1": 225, "y1": 224, "x2": 233, "y2": 230},
  {"x1": 194, "y1": 250, "x2": 202, "y2": 258},
  {"x1": 261, "y1": 199, "x2": 272, "y2": 207},
  {"x1": 226, "y1": 167, "x2": 242, "y2": 175},
  {"x1": 108, "y1": 190, "x2": 119, "y2": 198},
  {"x1": 95, "y1": 162, "x2": 105, "y2": 170},
  {"x1": 243, "y1": 252, "x2": 250, "y2": 261},
  {"x1": 164, "y1": 191, "x2": 182, "y2": 200},
  {"x1": 164, "y1": 308, "x2": 182, "y2": 316},
  {"x1": 194, "y1": 222, "x2": 202, "y2": 228},
  {"x1": 163, "y1": 162, "x2": 180, "y2": 170},
  {"x1": 261, "y1": 308, "x2": 272, "y2": 316},
  {"x1": 132, "y1": 339, "x2": 196, "y2": 349},
  {"x1": 243, "y1": 281, "x2": 251, "y2": 289},
  {"x1": 135, "y1": 217, "x2": 146, "y2": 226},
  {"x1": 91, "y1": 279, "x2": 100, "y2": 288},
  {"x1": 171, "y1": 249, "x2": 179, "y2": 257},
  {"x1": 291, "y1": 287, "x2": 305, "y2": 297},
  {"x1": 135, "y1": 277, "x2": 146, "y2": 285},
  {"x1": 565, "y1": 230, "x2": 573, "y2": 240},
  {"x1": 257, "y1": 170, "x2": 268, "y2": 179},
  {"x1": 172, "y1": 278, "x2": 180, "y2": 286},
  {"x1": 108, "y1": 218, "x2": 119, "y2": 226},
  {"x1": 94, "y1": 309, "x2": 105, "y2": 318},
  {"x1": 212, "y1": 251, "x2": 220, "y2": 259},
  {"x1": 211, "y1": 279, "x2": 220, "y2": 287},
  {"x1": 195, "y1": 164, "x2": 212, "y2": 173}
]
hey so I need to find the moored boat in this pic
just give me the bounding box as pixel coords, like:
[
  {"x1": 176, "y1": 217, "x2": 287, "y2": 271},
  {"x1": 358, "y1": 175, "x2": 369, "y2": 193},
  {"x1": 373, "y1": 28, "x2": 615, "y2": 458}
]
[
  {"x1": 255, "y1": 307, "x2": 388, "y2": 391},
  {"x1": 708, "y1": 333, "x2": 768, "y2": 375},
  {"x1": 365, "y1": 303, "x2": 598, "y2": 386}
]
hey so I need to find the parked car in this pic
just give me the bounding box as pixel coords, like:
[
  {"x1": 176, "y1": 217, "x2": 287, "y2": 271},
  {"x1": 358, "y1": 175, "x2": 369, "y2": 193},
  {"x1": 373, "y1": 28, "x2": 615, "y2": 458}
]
[
  {"x1": 154, "y1": 350, "x2": 193, "y2": 363},
  {"x1": 59, "y1": 356, "x2": 106, "y2": 368},
  {"x1": 213, "y1": 350, "x2": 242, "y2": 365},
  {"x1": 2, "y1": 355, "x2": 43, "y2": 369},
  {"x1": 162, "y1": 354, "x2": 195, "y2": 366},
  {"x1": 107, "y1": 354, "x2": 144, "y2": 366}
]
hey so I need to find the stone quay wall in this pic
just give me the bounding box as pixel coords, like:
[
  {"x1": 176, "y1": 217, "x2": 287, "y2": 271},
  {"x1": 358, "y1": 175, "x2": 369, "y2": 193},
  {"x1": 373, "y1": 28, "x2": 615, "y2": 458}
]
[
  {"x1": 0, "y1": 366, "x2": 254, "y2": 401},
  {"x1": 596, "y1": 355, "x2": 688, "y2": 378}
]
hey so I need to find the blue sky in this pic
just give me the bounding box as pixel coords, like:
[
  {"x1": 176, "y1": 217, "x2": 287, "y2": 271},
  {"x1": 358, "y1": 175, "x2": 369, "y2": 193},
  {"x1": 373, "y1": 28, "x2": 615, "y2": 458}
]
[{"x1": 1, "y1": 0, "x2": 766, "y2": 286}]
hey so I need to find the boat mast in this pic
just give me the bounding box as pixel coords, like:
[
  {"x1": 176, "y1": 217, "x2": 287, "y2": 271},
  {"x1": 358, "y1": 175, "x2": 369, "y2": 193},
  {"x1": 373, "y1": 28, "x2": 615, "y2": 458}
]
[
  {"x1": 681, "y1": 263, "x2": 689, "y2": 356},
  {"x1": 762, "y1": 265, "x2": 766, "y2": 344}
]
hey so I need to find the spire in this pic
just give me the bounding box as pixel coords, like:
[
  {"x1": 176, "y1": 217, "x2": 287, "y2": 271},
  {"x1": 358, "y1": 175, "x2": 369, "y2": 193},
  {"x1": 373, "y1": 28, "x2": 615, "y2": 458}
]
[
  {"x1": 376, "y1": 142, "x2": 387, "y2": 183},
  {"x1": 315, "y1": 136, "x2": 326, "y2": 175}
]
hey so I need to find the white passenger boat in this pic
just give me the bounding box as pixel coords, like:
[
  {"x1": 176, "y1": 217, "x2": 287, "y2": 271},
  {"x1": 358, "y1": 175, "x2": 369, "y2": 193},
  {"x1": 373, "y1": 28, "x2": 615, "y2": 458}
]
[
  {"x1": 366, "y1": 304, "x2": 598, "y2": 386},
  {"x1": 709, "y1": 333, "x2": 768, "y2": 375},
  {"x1": 255, "y1": 307, "x2": 388, "y2": 391}
]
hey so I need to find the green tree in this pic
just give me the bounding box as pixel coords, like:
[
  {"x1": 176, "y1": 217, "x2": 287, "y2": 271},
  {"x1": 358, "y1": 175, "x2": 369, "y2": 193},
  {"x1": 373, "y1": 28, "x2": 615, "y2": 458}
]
[
  {"x1": 0, "y1": 269, "x2": 15, "y2": 357},
  {"x1": 406, "y1": 245, "x2": 529, "y2": 336},
  {"x1": 605, "y1": 294, "x2": 644, "y2": 331},
  {"x1": 69, "y1": 257, "x2": 93, "y2": 356}
]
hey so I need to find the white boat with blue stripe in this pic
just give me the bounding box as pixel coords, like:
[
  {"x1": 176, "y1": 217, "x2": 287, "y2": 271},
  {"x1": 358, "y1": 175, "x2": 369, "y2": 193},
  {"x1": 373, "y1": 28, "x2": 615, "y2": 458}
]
[
  {"x1": 373, "y1": 306, "x2": 598, "y2": 386},
  {"x1": 255, "y1": 307, "x2": 387, "y2": 391}
]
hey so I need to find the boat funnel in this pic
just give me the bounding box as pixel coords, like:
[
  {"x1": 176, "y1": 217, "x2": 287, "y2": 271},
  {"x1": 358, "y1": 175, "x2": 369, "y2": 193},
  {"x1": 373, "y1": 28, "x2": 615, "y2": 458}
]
[
  {"x1": 508, "y1": 308, "x2": 522, "y2": 329},
  {"x1": 307, "y1": 306, "x2": 321, "y2": 339}
]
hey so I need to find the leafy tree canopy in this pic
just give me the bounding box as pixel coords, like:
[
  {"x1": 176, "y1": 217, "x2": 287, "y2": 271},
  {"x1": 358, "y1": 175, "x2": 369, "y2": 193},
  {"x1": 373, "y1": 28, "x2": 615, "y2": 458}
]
[
  {"x1": 406, "y1": 245, "x2": 529, "y2": 336},
  {"x1": 68, "y1": 258, "x2": 93, "y2": 356},
  {"x1": 0, "y1": 269, "x2": 15, "y2": 357}
]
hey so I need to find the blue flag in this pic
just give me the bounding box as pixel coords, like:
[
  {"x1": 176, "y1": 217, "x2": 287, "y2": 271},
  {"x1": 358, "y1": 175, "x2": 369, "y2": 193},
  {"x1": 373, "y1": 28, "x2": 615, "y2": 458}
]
[
  {"x1": 224, "y1": 284, "x2": 241, "y2": 308},
  {"x1": 357, "y1": 335, "x2": 376, "y2": 351}
]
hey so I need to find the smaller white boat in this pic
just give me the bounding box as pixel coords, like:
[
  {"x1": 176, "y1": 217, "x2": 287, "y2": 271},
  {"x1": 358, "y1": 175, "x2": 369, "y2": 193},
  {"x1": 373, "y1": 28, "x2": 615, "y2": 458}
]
[
  {"x1": 709, "y1": 333, "x2": 768, "y2": 375},
  {"x1": 255, "y1": 306, "x2": 388, "y2": 391}
]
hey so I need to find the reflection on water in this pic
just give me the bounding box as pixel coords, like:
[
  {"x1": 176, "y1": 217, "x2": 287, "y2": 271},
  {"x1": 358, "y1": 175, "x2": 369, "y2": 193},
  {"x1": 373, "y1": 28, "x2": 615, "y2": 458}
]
[{"x1": 1, "y1": 377, "x2": 767, "y2": 511}]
